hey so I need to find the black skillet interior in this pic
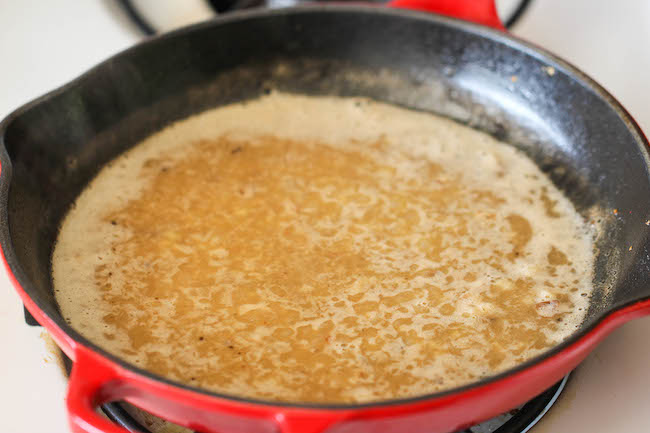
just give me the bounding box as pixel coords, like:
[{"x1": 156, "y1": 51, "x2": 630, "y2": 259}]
[{"x1": 1, "y1": 5, "x2": 650, "y2": 403}]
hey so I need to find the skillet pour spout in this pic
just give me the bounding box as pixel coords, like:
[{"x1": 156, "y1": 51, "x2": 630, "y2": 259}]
[{"x1": 1, "y1": 2, "x2": 650, "y2": 433}]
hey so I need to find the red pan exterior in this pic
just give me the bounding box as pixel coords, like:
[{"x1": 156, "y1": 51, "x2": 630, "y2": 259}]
[
  {"x1": 3, "y1": 2, "x2": 650, "y2": 433},
  {"x1": 7, "y1": 245, "x2": 650, "y2": 433},
  {"x1": 389, "y1": 0, "x2": 504, "y2": 30}
]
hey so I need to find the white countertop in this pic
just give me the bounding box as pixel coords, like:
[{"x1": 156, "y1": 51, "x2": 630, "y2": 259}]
[{"x1": 1, "y1": 0, "x2": 649, "y2": 432}]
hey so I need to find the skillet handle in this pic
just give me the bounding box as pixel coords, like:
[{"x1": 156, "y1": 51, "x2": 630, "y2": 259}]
[
  {"x1": 66, "y1": 345, "x2": 348, "y2": 433},
  {"x1": 67, "y1": 347, "x2": 138, "y2": 433},
  {"x1": 387, "y1": 0, "x2": 505, "y2": 30}
]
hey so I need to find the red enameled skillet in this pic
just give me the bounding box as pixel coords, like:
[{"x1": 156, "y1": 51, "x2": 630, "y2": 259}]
[{"x1": 1, "y1": 1, "x2": 650, "y2": 432}]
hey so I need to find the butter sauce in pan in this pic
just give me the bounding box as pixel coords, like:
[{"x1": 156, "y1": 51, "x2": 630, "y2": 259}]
[{"x1": 52, "y1": 93, "x2": 595, "y2": 403}]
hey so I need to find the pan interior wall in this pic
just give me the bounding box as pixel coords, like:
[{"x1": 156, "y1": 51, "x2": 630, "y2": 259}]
[{"x1": 3, "y1": 8, "x2": 648, "y2": 336}]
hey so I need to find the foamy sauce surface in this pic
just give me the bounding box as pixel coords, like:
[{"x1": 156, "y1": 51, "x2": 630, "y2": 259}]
[{"x1": 52, "y1": 93, "x2": 595, "y2": 403}]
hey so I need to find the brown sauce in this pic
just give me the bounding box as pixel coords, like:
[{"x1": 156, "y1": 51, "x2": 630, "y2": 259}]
[{"x1": 52, "y1": 93, "x2": 595, "y2": 403}]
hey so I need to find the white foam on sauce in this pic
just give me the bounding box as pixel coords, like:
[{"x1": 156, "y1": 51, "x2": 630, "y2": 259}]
[{"x1": 52, "y1": 93, "x2": 595, "y2": 403}]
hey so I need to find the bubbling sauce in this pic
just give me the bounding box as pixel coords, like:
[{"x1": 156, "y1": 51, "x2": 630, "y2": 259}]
[{"x1": 52, "y1": 93, "x2": 594, "y2": 403}]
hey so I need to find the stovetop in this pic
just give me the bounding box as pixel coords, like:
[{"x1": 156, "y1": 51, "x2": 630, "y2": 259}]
[{"x1": 1, "y1": 1, "x2": 650, "y2": 432}]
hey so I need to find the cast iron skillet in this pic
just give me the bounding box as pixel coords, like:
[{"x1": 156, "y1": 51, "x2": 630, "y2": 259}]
[{"x1": 1, "y1": 2, "x2": 650, "y2": 433}]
